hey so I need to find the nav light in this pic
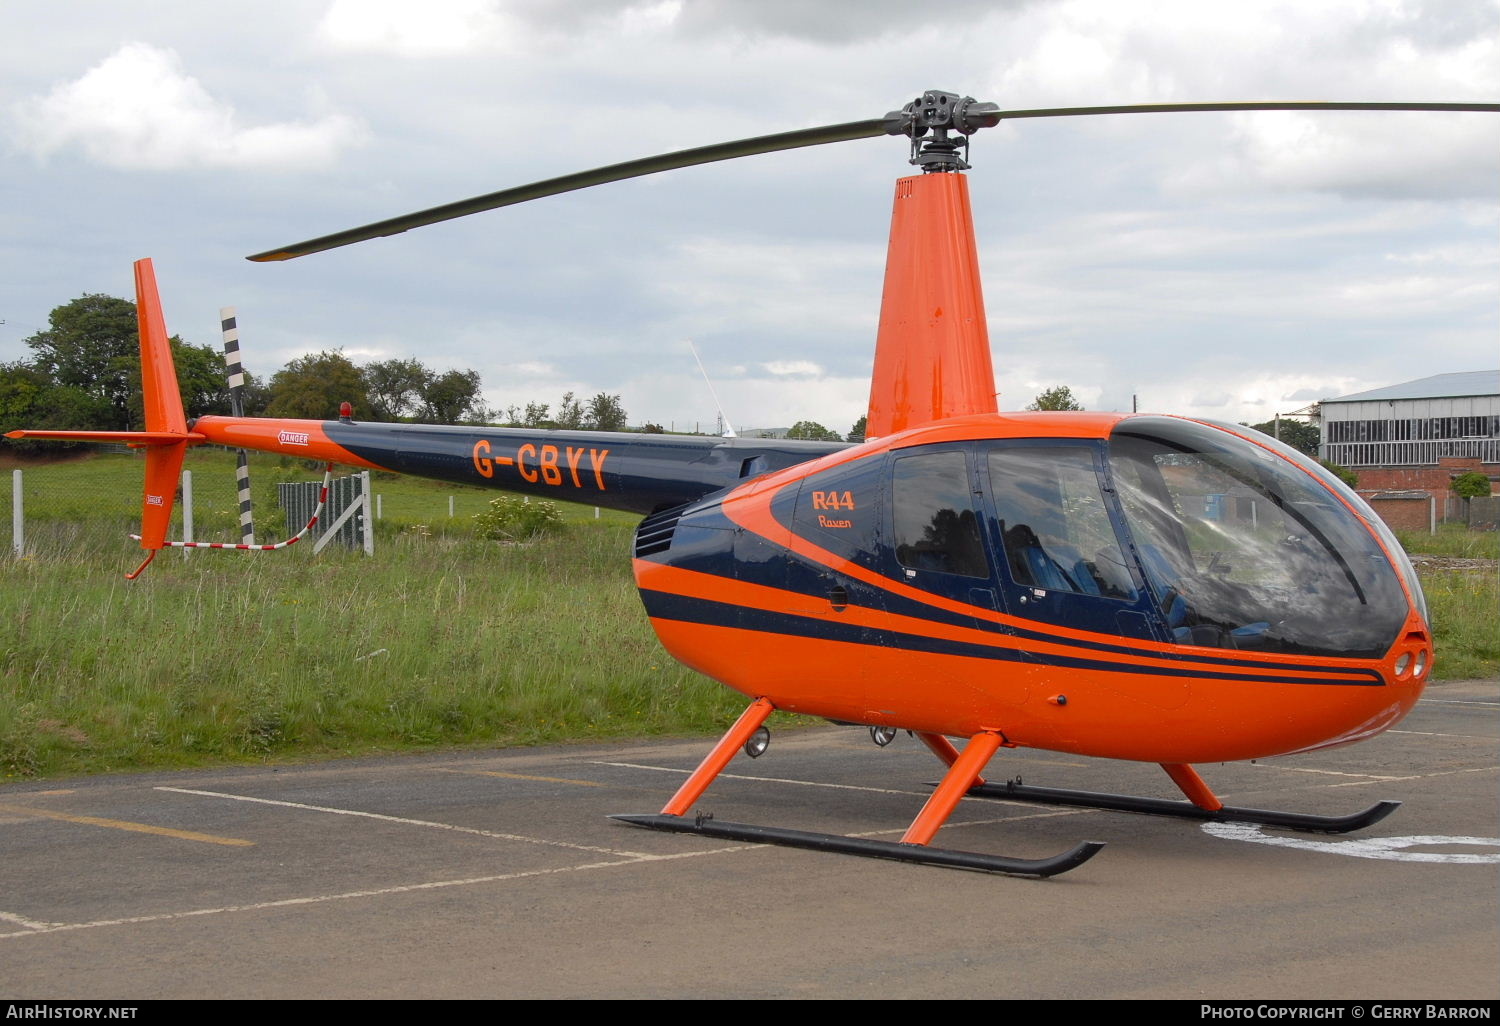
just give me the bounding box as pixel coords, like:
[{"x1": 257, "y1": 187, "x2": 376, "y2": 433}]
[
  {"x1": 1414, "y1": 650, "x2": 1428, "y2": 677},
  {"x1": 1394, "y1": 652, "x2": 1412, "y2": 677}
]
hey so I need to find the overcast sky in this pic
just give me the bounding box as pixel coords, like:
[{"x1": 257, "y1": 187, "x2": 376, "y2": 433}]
[{"x1": 2, "y1": 0, "x2": 1496, "y2": 435}]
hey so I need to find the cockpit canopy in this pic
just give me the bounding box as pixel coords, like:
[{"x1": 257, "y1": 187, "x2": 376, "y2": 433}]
[{"x1": 1105, "y1": 417, "x2": 1415, "y2": 657}]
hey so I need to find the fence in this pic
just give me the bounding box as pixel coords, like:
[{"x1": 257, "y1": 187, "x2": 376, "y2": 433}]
[
  {"x1": 1, "y1": 447, "x2": 534, "y2": 559},
  {"x1": 278, "y1": 472, "x2": 373, "y2": 554}
]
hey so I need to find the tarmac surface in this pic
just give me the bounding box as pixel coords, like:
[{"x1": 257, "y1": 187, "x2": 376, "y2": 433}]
[{"x1": 1, "y1": 679, "x2": 1496, "y2": 1000}]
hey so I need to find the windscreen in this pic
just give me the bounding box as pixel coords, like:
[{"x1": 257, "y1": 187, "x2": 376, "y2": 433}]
[{"x1": 1108, "y1": 418, "x2": 1410, "y2": 658}]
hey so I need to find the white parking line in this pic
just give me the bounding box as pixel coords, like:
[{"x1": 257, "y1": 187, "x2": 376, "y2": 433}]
[
  {"x1": 0, "y1": 846, "x2": 750, "y2": 941},
  {"x1": 1258, "y1": 766, "x2": 1408, "y2": 780},
  {"x1": 0, "y1": 910, "x2": 63, "y2": 932},
  {"x1": 155, "y1": 786, "x2": 650, "y2": 858},
  {"x1": 1389, "y1": 729, "x2": 1499, "y2": 740}
]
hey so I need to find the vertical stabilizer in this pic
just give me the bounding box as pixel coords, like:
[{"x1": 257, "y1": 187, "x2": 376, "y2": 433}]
[
  {"x1": 865, "y1": 173, "x2": 996, "y2": 438},
  {"x1": 133, "y1": 258, "x2": 188, "y2": 551},
  {"x1": 135, "y1": 259, "x2": 187, "y2": 436},
  {"x1": 5, "y1": 259, "x2": 199, "y2": 571}
]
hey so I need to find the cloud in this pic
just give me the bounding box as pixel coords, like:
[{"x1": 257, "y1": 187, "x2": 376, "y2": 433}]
[
  {"x1": 318, "y1": 0, "x2": 516, "y2": 55},
  {"x1": 989, "y1": 0, "x2": 1500, "y2": 202},
  {"x1": 762, "y1": 360, "x2": 822, "y2": 377},
  {"x1": 314, "y1": 0, "x2": 1031, "y2": 55},
  {"x1": 1227, "y1": 108, "x2": 1500, "y2": 201},
  {"x1": 667, "y1": 0, "x2": 1032, "y2": 43},
  {"x1": 9, "y1": 43, "x2": 364, "y2": 171}
]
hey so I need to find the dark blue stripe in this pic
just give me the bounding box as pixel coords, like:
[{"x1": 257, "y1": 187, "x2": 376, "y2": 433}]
[
  {"x1": 641, "y1": 590, "x2": 1384, "y2": 688},
  {"x1": 712, "y1": 537, "x2": 1382, "y2": 683}
]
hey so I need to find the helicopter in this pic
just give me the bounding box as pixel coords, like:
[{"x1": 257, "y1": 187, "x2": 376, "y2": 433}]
[{"x1": 12, "y1": 91, "x2": 1496, "y2": 877}]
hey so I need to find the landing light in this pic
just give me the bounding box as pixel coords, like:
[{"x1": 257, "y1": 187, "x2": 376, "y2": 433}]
[{"x1": 744, "y1": 726, "x2": 770, "y2": 759}]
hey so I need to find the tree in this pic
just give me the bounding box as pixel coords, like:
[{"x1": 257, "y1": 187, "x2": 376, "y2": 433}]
[
  {"x1": 521, "y1": 401, "x2": 550, "y2": 428},
  {"x1": 585, "y1": 392, "x2": 628, "y2": 432},
  {"x1": 267, "y1": 351, "x2": 370, "y2": 419},
  {"x1": 420, "y1": 368, "x2": 483, "y2": 423},
  {"x1": 1321, "y1": 461, "x2": 1358, "y2": 488},
  {"x1": 363, "y1": 358, "x2": 432, "y2": 421},
  {"x1": 555, "y1": 392, "x2": 585, "y2": 430},
  {"x1": 1451, "y1": 471, "x2": 1491, "y2": 501},
  {"x1": 846, "y1": 415, "x2": 867, "y2": 443},
  {"x1": 1026, "y1": 386, "x2": 1084, "y2": 411},
  {"x1": 1244, "y1": 418, "x2": 1319, "y2": 458},
  {"x1": 25, "y1": 293, "x2": 142, "y2": 429},
  {"x1": 237, "y1": 371, "x2": 272, "y2": 418},
  {"x1": 18, "y1": 293, "x2": 230, "y2": 433},
  {"x1": 0, "y1": 361, "x2": 112, "y2": 453},
  {"x1": 787, "y1": 420, "x2": 842, "y2": 441},
  {"x1": 171, "y1": 340, "x2": 233, "y2": 416},
  {"x1": 127, "y1": 339, "x2": 232, "y2": 427}
]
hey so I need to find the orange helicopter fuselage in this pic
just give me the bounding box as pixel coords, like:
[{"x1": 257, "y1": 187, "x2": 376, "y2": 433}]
[{"x1": 635, "y1": 411, "x2": 1431, "y2": 765}]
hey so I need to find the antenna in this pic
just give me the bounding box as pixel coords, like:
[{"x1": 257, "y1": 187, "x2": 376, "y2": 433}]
[{"x1": 687, "y1": 340, "x2": 736, "y2": 438}]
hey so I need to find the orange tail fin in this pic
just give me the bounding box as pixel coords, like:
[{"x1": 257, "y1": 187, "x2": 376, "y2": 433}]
[
  {"x1": 132, "y1": 259, "x2": 191, "y2": 552},
  {"x1": 4, "y1": 258, "x2": 201, "y2": 569}
]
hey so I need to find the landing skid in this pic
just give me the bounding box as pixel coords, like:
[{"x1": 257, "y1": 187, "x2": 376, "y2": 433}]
[
  {"x1": 613, "y1": 813, "x2": 1105, "y2": 877},
  {"x1": 611, "y1": 698, "x2": 1105, "y2": 877},
  {"x1": 966, "y1": 778, "x2": 1400, "y2": 834}
]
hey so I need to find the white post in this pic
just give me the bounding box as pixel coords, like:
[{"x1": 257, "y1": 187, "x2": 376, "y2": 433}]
[
  {"x1": 1430, "y1": 495, "x2": 1437, "y2": 534},
  {"x1": 11, "y1": 469, "x2": 22, "y2": 558},
  {"x1": 181, "y1": 470, "x2": 193, "y2": 559},
  {"x1": 361, "y1": 471, "x2": 374, "y2": 556},
  {"x1": 594, "y1": 506, "x2": 600, "y2": 519},
  {"x1": 376, "y1": 494, "x2": 383, "y2": 520},
  {"x1": 449, "y1": 495, "x2": 454, "y2": 518}
]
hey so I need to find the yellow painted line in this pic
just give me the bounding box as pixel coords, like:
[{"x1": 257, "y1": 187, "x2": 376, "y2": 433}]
[
  {"x1": 0, "y1": 803, "x2": 254, "y2": 847},
  {"x1": 433, "y1": 768, "x2": 604, "y2": 787}
]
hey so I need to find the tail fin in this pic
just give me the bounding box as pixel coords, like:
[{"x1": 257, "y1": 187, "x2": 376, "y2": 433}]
[
  {"x1": 133, "y1": 259, "x2": 191, "y2": 553},
  {"x1": 5, "y1": 258, "x2": 200, "y2": 571}
]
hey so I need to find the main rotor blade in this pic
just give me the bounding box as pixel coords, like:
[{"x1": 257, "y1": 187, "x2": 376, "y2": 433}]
[
  {"x1": 249, "y1": 98, "x2": 1497, "y2": 263},
  {"x1": 989, "y1": 100, "x2": 1500, "y2": 122},
  {"x1": 248, "y1": 116, "x2": 895, "y2": 262}
]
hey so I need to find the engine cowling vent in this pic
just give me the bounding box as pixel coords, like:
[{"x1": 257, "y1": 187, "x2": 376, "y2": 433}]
[{"x1": 634, "y1": 505, "x2": 687, "y2": 557}]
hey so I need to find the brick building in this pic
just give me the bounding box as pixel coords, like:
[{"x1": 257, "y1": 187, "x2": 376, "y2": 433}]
[{"x1": 1319, "y1": 370, "x2": 1499, "y2": 531}]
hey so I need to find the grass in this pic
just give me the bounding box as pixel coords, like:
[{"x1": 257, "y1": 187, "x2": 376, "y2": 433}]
[
  {"x1": 1417, "y1": 569, "x2": 1500, "y2": 681},
  {"x1": 1, "y1": 448, "x2": 1495, "y2": 780},
  {"x1": 1395, "y1": 523, "x2": 1500, "y2": 560},
  {"x1": 1393, "y1": 526, "x2": 1499, "y2": 682},
  {"x1": 0, "y1": 520, "x2": 747, "y2": 779}
]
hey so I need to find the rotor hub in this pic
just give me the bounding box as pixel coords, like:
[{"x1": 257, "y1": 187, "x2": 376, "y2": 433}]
[{"x1": 885, "y1": 90, "x2": 1002, "y2": 173}]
